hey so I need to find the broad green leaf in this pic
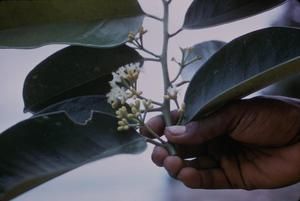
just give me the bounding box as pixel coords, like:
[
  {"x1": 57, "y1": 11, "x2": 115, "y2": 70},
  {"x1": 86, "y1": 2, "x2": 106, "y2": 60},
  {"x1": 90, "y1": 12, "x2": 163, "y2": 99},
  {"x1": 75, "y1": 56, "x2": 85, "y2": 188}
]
[
  {"x1": 0, "y1": 97, "x2": 146, "y2": 200},
  {"x1": 23, "y1": 45, "x2": 143, "y2": 113},
  {"x1": 262, "y1": 75, "x2": 300, "y2": 99},
  {"x1": 0, "y1": 0, "x2": 144, "y2": 48},
  {"x1": 184, "y1": 27, "x2": 300, "y2": 122},
  {"x1": 181, "y1": 41, "x2": 226, "y2": 81},
  {"x1": 183, "y1": 0, "x2": 286, "y2": 29}
]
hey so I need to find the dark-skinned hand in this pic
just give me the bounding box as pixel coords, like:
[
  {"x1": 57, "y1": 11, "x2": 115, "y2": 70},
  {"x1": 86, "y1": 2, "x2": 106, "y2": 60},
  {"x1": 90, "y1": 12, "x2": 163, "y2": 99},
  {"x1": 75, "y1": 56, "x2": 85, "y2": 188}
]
[{"x1": 141, "y1": 96, "x2": 300, "y2": 189}]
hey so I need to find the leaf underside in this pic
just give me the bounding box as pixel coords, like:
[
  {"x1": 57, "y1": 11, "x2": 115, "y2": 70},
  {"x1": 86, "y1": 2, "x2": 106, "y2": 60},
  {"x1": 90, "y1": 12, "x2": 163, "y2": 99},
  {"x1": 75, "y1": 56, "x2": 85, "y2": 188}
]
[
  {"x1": 184, "y1": 27, "x2": 300, "y2": 122},
  {"x1": 0, "y1": 95, "x2": 146, "y2": 201},
  {"x1": 0, "y1": 0, "x2": 144, "y2": 48},
  {"x1": 183, "y1": 0, "x2": 286, "y2": 29}
]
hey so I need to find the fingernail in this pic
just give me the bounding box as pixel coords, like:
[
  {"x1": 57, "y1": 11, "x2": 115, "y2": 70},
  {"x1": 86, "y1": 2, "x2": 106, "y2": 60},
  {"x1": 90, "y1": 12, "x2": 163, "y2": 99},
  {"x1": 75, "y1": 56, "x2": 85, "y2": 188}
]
[{"x1": 166, "y1": 125, "x2": 186, "y2": 135}]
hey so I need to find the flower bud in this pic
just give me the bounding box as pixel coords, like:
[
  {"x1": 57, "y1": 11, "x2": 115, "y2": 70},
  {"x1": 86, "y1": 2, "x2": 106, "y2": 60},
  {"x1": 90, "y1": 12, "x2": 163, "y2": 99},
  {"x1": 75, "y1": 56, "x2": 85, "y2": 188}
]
[
  {"x1": 135, "y1": 100, "x2": 140, "y2": 109},
  {"x1": 131, "y1": 106, "x2": 138, "y2": 114}
]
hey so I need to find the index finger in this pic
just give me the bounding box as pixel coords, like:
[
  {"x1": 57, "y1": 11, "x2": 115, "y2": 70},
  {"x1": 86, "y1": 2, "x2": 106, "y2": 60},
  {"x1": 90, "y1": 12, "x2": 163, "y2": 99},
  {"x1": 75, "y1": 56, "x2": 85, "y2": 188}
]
[{"x1": 140, "y1": 111, "x2": 180, "y2": 138}]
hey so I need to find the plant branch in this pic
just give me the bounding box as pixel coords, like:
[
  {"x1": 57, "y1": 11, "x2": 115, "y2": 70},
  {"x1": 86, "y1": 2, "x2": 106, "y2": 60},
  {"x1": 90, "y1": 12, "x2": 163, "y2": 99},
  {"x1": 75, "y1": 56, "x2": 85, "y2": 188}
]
[
  {"x1": 169, "y1": 28, "x2": 183, "y2": 38},
  {"x1": 171, "y1": 55, "x2": 201, "y2": 84},
  {"x1": 176, "y1": 80, "x2": 190, "y2": 87},
  {"x1": 141, "y1": 107, "x2": 162, "y2": 113},
  {"x1": 135, "y1": 94, "x2": 163, "y2": 106},
  {"x1": 141, "y1": 47, "x2": 161, "y2": 59},
  {"x1": 142, "y1": 122, "x2": 166, "y2": 144},
  {"x1": 182, "y1": 55, "x2": 201, "y2": 68},
  {"x1": 143, "y1": 58, "x2": 161, "y2": 62},
  {"x1": 170, "y1": 47, "x2": 186, "y2": 83},
  {"x1": 171, "y1": 66, "x2": 184, "y2": 84},
  {"x1": 131, "y1": 40, "x2": 161, "y2": 59},
  {"x1": 126, "y1": 88, "x2": 164, "y2": 107},
  {"x1": 164, "y1": 0, "x2": 172, "y2": 4},
  {"x1": 174, "y1": 99, "x2": 180, "y2": 109},
  {"x1": 145, "y1": 13, "x2": 163, "y2": 21},
  {"x1": 160, "y1": 0, "x2": 172, "y2": 126}
]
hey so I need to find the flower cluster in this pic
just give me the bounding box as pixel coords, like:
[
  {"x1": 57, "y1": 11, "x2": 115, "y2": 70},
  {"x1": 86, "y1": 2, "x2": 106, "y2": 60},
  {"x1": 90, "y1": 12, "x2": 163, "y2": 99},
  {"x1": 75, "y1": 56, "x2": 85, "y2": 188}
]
[
  {"x1": 115, "y1": 99, "x2": 154, "y2": 131},
  {"x1": 107, "y1": 63, "x2": 155, "y2": 131},
  {"x1": 106, "y1": 62, "x2": 141, "y2": 108}
]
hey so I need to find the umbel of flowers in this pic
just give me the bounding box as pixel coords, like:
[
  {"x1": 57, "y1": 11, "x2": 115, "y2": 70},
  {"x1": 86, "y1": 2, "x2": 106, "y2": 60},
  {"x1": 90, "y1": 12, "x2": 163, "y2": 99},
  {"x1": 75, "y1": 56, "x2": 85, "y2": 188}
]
[{"x1": 106, "y1": 62, "x2": 184, "y2": 147}]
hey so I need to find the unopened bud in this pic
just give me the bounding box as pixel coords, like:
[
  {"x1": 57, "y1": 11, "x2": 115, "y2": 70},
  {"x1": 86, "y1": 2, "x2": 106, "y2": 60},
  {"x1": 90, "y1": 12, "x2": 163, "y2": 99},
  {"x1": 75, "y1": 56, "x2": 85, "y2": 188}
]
[
  {"x1": 127, "y1": 114, "x2": 135, "y2": 119},
  {"x1": 131, "y1": 106, "x2": 138, "y2": 114},
  {"x1": 135, "y1": 100, "x2": 140, "y2": 109}
]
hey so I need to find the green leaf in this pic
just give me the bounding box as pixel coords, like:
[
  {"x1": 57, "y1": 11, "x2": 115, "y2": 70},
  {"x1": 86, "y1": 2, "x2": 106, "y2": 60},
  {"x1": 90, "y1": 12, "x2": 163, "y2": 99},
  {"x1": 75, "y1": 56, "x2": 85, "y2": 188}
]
[
  {"x1": 262, "y1": 75, "x2": 300, "y2": 99},
  {"x1": 183, "y1": 0, "x2": 286, "y2": 29},
  {"x1": 184, "y1": 27, "x2": 300, "y2": 122},
  {"x1": 181, "y1": 41, "x2": 226, "y2": 81},
  {"x1": 0, "y1": 0, "x2": 144, "y2": 48},
  {"x1": 23, "y1": 45, "x2": 143, "y2": 113},
  {"x1": 0, "y1": 97, "x2": 146, "y2": 200}
]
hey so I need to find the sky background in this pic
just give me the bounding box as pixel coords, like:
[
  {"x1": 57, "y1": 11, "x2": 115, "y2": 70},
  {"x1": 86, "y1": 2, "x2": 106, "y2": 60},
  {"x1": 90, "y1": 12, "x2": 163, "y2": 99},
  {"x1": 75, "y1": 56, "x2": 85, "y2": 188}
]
[{"x1": 0, "y1": 0, "x2": 299, "y2": 200}]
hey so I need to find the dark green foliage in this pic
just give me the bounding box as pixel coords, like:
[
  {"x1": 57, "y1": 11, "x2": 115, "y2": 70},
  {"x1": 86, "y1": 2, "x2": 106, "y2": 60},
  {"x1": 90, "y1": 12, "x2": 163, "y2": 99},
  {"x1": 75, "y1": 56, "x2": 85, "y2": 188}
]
[
  {"x1": 184, "y1": 27, "x2": 300, "y2": 122},
  {"x1": 183, "y1": 0, "x2": 286, "y2": 29},
  {"x1": 23, "y1": 45, "x2": 143, "y2": 113},
  {"x1": 0, "y1": 95, "x2": 146, "y2": 200},
  {"x1": 0, "y1": 0, "x2": 144, "y2": 48}
]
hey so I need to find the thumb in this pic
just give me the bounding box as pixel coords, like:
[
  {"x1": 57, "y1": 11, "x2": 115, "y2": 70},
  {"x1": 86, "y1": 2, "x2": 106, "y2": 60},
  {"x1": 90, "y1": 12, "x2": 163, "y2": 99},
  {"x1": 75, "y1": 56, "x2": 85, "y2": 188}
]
[{"x1": 164, "y1": 106, "x2": 239, "y2": 144}]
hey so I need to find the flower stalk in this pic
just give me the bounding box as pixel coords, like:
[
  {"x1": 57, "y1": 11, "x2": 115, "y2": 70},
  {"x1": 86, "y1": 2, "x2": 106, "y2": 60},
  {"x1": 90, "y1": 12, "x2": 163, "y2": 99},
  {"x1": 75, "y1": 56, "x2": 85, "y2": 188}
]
[
  {"x1": 106, "y1": 0, "x2": 191, "y2": 156},
  {"x1": 160, "y1": 0, "x2": 172, "y2": 127}
]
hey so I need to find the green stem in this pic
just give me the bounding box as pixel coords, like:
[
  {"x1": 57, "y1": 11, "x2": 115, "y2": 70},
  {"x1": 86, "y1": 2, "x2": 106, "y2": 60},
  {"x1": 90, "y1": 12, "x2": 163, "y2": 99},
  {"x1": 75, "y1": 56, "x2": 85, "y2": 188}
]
[
  {"x1": 143, "y1": 123, "x2": 166, "y2": 144},
  {"x1": 145, "y1": 13, "x2": 163, "y2": 21},
  {"x1": 159, "y1": 0, "x2": 178, "y2": 156},
  {"x1": 146, "y1": 138, "x2": 163, "y2": 147},
  {"x1": 176, "y1": 80, "x2": 190, "y2": 87},
  {"x1": 161, "y1": 0, "x2": 172, "y2": 127},
  {"x1": 169, "y1": 28, "x2": 183, "y2": 38},
  {"x1": 144, "y1": 58, "x2": 161, "y2": 62}
]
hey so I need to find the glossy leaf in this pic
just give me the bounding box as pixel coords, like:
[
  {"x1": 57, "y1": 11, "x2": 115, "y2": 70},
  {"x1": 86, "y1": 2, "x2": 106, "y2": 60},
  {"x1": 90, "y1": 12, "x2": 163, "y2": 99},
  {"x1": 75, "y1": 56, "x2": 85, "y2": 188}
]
[
  {"x1": 181, "y1": 41, "x2": 226, "y2": 81},
  {"x1": 183, "y1": 0, "x2": 286, "y2": 29},
  {"x1": 0, "y1": 97, "x2": 146, "y2": 200},
  {"x1": 23, "y1": 45, "x2": 143, "y2": 113},
  {"x1": 262, "y1": 75, "x2": 300, "y2": 99},
  {"x1": 0, "y1": 0, "x2": 144, "y2": 48},
  {"x1": 184, "y1": 27, "x2": 300, "y2": 122}
]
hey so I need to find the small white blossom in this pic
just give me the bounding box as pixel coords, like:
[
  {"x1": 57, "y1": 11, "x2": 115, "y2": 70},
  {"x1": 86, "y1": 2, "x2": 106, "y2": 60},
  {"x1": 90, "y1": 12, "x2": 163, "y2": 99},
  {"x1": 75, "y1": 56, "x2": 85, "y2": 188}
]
[
  {"x1": 111, "y1": 72, "x2": 121, "y2": 84},
  {"x1": 167, "y1": 86, "x2": 178, "y2": 99},
  {"x1": 106, "y1": 86, "x2": 128, "y2": 104},
  {"x1": 109, "y1": 63, "x2": 141, "y2": 87},
  {"x1": 126, "y1": 63, "x2": 140, "y2": 73},
  {"x1": 116, "y1": 66, "x2": 127, "y2": 78}
]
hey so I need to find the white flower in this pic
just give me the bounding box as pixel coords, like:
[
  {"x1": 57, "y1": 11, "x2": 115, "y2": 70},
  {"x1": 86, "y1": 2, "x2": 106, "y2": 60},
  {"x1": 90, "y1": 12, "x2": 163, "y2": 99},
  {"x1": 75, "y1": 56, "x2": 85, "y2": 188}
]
[
  {"x1": 110, "y1": 72, "x2": 121, "y2": 86},
  {"x1": 107, "y1": 62, "x2": 142, "y2": 107},
  {"x1": 110, "y1": 63, "x2": 141, "y2": 87},
  {"x1": 126, "y1": 63, "x2": 140, "y2": 73},
  {"x1": 167, "y1": 86, "x2": 178, "y2": 99},
  {"x1": 106, "y1": 86, "x2": 128, "y2": 104},
  {"x1": 116, "y1": 66, "x2": 127, "y2": 78}
]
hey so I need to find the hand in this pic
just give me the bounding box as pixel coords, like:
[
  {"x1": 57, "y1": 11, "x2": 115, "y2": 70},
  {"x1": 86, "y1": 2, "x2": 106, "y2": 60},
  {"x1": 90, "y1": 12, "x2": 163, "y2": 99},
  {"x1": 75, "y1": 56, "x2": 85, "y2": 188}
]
[{"x1": 141, "y1": 96, "x2": 300, "y2": 189}]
